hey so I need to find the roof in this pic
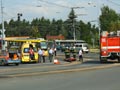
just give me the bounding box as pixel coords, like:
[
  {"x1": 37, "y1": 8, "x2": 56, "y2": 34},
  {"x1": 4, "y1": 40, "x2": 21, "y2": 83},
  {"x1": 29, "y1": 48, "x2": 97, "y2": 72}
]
[
  {"x1": 46, "y1": 35, "x2": 65, "y2": 40},
  {"x1": 5, "y1": 38, "x2": 46, "y2": 43},
  {"x1": 5, "y1": 36, "x2": 30, "y2": 40}
]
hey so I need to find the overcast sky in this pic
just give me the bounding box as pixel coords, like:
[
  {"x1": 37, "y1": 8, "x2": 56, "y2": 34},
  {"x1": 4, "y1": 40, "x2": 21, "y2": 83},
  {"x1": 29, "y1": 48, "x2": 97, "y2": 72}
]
[{"x1": 1, "y1": 0, "x2": 120, "y2": 25}]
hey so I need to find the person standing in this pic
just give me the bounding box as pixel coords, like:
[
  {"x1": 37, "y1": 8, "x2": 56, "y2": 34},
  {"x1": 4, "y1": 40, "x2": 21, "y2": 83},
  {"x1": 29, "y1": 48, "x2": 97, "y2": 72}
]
[
  {"x1": 79, "y1": 49, "x2": 83, "y2": 62},
  {"x1": 64, "y1": 47, "x2": 70, "y2": 59},
  {"x1": 29, "y1": 47, "x2": 35, "y2": 60},
  {"x1": 38, "y1": 48, "x2": 43, "y2": 63},
  {"x1": 72, "y1": 46, "x2": 76, "y2": 59},
  {"x1": 49, "y1": 48, "x2": 54, "y2": 62},
  {"x1": 42, "y1": 50, "x2": 46, "y2": 63},
  {"x1": 54, "y1": 47, "x2": 57, "y2": 56}
]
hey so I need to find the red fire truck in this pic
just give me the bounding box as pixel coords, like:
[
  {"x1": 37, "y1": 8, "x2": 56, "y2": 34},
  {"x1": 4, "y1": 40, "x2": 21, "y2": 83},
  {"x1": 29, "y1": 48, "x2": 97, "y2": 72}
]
[{"x1": 100, "y1": 31, "x2": 120, "y2": 63}]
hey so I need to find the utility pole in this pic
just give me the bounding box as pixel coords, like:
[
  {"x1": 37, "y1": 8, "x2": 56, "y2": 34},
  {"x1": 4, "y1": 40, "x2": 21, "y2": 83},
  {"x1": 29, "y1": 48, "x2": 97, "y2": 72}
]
[
  {"x1": 69, "y1": 7, "x2": 78, "y2": 40},
  {"x1": 71, "y1": 7, "x2": 79, "y2": 41},
  {"x1": 69, "y1": 7, "x2": 84, "y2": 40},
  {"x1": 73, "y1": 20, "x2": 76, "y2": 40},
  {"x1": 1, "y1": 0, "x2": 5, "y2": 51}
]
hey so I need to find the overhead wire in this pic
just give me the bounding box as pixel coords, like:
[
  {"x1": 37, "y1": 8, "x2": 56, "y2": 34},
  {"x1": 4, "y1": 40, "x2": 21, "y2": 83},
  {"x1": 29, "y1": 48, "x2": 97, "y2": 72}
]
[{"x1": 38, "y1": 0, "x2": 71, "y2": 9}]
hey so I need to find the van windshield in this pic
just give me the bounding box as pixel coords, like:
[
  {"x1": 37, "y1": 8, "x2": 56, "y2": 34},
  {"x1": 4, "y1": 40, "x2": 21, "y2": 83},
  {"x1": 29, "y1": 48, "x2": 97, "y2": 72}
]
[{"x1": 41, "y1": 42, "x2": 47, "y2": 49}]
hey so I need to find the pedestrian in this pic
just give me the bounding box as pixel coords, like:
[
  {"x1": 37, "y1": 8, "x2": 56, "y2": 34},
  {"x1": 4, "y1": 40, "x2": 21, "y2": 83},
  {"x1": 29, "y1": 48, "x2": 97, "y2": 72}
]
[
  {"x1": 79, "y1": 49, "x2": 83, "y2": 62},
  {"x1": 64, "y1": 47, "x2": 70, "y2": 59},
  {"x1": 54, "y1": 47, "x2": 57, "y2": 56},
  {"x1": 49, "y1": 48, "x2": 54, "y2": 62},
  {"x1": 38, "y1": 48, "x2": 43, "y2": 63},
  {"x1": 42, "y1": 50, "x2": 46, "y2": 63},
  {"x1": 72, "y1": 46, "x2": 76, "y2": 59},
  {"x1": 29, "y1": 47, "x2": 35, "y2": 60}
]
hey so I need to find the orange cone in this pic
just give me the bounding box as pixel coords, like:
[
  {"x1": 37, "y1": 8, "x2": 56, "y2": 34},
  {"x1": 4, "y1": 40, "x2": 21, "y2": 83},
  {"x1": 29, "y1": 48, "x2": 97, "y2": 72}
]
[{"x1": 54, "y1": 59, "x2": 60, "y2": 64}]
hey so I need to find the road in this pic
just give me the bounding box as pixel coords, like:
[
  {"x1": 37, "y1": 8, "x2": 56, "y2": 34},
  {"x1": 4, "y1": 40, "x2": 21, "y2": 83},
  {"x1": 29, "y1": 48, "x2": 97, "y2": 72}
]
[
  {"x1": 0, "y1": 51, "x2": 119, "y2": 77},
  {"x1": 0, "y1": 51, "x2": 120, "y2": 90},
  {"x1": 0, "y1": 66, "x2": 120, "y2": 90}
]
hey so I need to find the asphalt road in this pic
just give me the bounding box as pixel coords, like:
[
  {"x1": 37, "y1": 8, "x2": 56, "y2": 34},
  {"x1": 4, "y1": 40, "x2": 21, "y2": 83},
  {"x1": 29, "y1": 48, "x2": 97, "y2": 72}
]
[
  {"x1": 0, "y1": 66, "x2": 120, "y2": 90},
  {"x1": 0, "y1": 51, "x2": 119, "y2": 77},
  {"x1": 0, "y1": 51, "x2": 120, "y2": 90}
]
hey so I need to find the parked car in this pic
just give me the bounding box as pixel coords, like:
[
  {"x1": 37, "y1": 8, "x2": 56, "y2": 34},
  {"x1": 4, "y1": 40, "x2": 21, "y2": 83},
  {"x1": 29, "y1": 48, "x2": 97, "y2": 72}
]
[{"x1": 0, "y1": 50, "x2": 21, "y2": 66}]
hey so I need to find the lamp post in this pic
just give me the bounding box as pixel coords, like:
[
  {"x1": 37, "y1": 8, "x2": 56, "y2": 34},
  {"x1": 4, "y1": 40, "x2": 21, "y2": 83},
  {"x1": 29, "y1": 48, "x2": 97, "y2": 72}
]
[
  {"x1": 1, "y1": 0, "x2": 5, "y2": 51},
  {"x1": 17, "y1": 13, "x2": 22, "y2": 21}
]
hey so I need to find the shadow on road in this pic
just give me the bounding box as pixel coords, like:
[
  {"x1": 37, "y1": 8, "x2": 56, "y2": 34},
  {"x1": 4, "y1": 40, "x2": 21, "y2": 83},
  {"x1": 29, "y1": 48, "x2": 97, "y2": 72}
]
[
  {"x1": 83, "y1": 60, "x2": 118, "y2": 65},
  {"x1": 83, "y1": 60, "x2": 100, "y2": 64},
  {"x1": 0, "y1": 76, "x2": 11, "y2": 78}
]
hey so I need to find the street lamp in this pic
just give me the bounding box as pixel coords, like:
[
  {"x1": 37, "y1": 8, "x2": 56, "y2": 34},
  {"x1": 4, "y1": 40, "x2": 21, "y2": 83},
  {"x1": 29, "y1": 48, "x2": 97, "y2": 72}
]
[
  {"x1": 1, "y1": 0, "x2": 5, "y2": 51},
  {"x1": 17, "y1": 13, "x2": 22, "y2": 21}
]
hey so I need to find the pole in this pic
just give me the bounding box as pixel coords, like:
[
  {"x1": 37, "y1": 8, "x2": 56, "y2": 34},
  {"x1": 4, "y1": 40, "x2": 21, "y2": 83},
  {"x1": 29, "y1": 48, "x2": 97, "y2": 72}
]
[
  {"x1": 1, "y1": 0, "x2": 5, "y2": 51},
  {"x1": 98, "y1": 22, "x2": 101, "y2": 47},
  {"x1": 70, "y1": 7, "x2": 84, "y2": 40},
  {"x1": 98, "y1": 0, "x2": 102, "y2": 48},
  {"x1": 73, "y1": 21, "x2": 76, "y2": 40}
]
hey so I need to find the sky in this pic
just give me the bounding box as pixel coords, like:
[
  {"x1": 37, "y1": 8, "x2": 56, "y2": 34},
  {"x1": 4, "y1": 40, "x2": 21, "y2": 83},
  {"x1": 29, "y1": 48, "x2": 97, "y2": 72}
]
[{"x1": 1, "y1": 0, "x2": 120, "y2": 26}]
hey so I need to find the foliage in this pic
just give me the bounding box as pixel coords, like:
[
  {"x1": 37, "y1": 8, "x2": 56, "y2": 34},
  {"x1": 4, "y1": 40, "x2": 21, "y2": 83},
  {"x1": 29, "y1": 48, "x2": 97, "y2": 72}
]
[
  {"x1": 1, "y1": 8, "x2": 99, "y2": 46},
  {"x1": 99, "y1": 6, "x2": 120, "y2": 32}
]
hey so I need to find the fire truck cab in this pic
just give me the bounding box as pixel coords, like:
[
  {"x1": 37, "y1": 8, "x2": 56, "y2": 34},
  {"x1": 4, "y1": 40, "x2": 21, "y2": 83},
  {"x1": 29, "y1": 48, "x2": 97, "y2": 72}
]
[{"x1": 100, "y1": 31, "x2": 120, "y2": 63}]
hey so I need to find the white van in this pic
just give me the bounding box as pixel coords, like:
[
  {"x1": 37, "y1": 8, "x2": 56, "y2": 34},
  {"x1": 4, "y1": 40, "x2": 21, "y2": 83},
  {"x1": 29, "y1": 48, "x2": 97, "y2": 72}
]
[{"x1": 75, "y1": 43, "x2": 89, "y2": 53}]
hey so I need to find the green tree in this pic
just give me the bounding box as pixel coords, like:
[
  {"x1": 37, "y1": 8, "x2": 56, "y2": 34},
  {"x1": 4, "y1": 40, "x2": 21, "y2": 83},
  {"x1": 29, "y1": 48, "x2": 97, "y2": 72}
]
[
  {"x1": 0, "y1": 8, "x2": 101, "y2": 47},
  {"x1": 99, "y1": 6, "x2": 119, "y2": 32}
]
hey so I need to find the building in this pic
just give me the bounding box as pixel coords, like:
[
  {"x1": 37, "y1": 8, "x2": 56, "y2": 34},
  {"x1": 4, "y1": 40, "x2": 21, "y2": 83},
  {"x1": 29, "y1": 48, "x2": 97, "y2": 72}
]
[{"x1": 46, "y1": 35, "x2": 65, "y2": 40}]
